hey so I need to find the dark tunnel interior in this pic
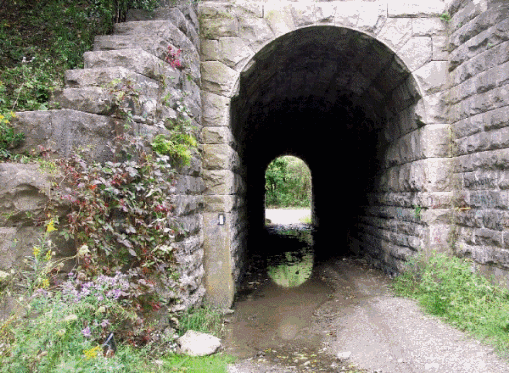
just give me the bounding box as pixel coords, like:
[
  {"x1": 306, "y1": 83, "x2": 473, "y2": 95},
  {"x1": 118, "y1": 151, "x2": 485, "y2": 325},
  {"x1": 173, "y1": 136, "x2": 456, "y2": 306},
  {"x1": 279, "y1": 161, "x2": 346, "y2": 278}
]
[{"x1": 229, "y1": 26, "x2": 421, "y2": 270}]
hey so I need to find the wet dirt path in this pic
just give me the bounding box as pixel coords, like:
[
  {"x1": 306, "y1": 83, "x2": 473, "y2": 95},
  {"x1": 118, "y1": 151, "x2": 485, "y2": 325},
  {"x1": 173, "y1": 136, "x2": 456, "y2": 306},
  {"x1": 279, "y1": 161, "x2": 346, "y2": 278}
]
[{"x1": 225, "y1": 225, "x2": 509, "y2": 373}]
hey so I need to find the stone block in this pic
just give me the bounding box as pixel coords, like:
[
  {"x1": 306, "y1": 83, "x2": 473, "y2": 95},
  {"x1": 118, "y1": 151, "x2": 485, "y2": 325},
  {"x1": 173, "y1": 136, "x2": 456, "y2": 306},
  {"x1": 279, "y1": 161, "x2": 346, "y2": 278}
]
[
  {"x1": 397, "y1": 36, "x2": 432, "y2": 72},
  {"x1": 202, "y1": 91, "x2": 230, "y2": 127},
  {"x1": 83, "y1": 49, "x2": 180, "y2": 83},
  {"x1": 202, "y1": 127, "x2": 233, "y2": 145},
  {"x1": 315, "y1": 3, "x2": 336, "y2": 24},
  {"x1": 388, "y1": 0, "x2": 447, "y2": 18},
  {"x1": 65, "y1": 67, "x2": 160, "y2": 98},
  {"x1": 201, "y1": 61, "x2": 239, "y2": 97},
  {"x1": 238, "y1": 17, "x2": 275, "y2": 52},
  {"x1": 357, "y1": 1, "x2": 387, "y2": 35},
  {"x1": 420, "y1": 124, "x2": 451, "y2": 158},
  {"x1": 0, "y1": 164, "x2": 66, "y2": 227},
  {"x1": 201, "y1": 16, "x2": 239, "y2": 38},
  {"x1": 432, "y1": 35, "x2": 449, "y2": 60},
  {"x1": 203, "y1": 212, "x2": 234, "y2": 308},
  {"x1": 174, "y1": 195, "x2": 203, "y2": 216},
  {"x1": 232, "y1": 1, "x2": 263, "y2": 18},
  {"x1": 453, "y1": 115, "x2": 481, "y2": 139},
  {"x1": 421, "y1": 92, "x2": 448, "y2": 124},
  {"x1": 263, "y1": 3, "x2": 295, "y2": 38},
  {"x1": 291, "y1": 2, "x2": 316, "y2": 27},
  {"x1": 484, "y1": 106, "x2": 509, "y2": 131},
  {"x1": 333, "y1": 1, "x2": 359, "y2": 28},
  {"x1": 414, "y1": 61, "x2": 448, "y2": 95},
  {"x1": 202, "y1": 144, "x2": 236, "y2": 170},
  {"x1": 217, "y1": 37, "x2": 253, "y2": 70},
  {"x1": 413, "y1": 18, "x2": 447, "y2": 36},
  {"x1": 377, "y1": 18, "x2": 413, "y2": 50},
  {"x1": 202, "y1": 170, "x2": 235, "y2": 195},
  {"x1": 201, "y1": 39, "x2": 218, "y2": 61},
  {"x1": 53, "y1": 87, "x2": 114, "y2": 116},
  {"x1": 12, "y1": 110, "x2": 115, "y2": 161}
]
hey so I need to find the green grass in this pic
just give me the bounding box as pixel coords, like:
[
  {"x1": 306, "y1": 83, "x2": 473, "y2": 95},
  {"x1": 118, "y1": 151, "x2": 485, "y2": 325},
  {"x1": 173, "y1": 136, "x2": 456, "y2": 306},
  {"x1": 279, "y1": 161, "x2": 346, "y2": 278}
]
[
  {"x1": 393, "y1": 252, "x2": 509, "y2": 354},
  {"x1": 162, "y1": 354, "x2": 236, "y2": 372},
  {"x1": 299, "y1": 215, "x2": 311, "y2": 224},
  {"x1": 178, "y1": 304, "x2": 225, "y2": 337}
]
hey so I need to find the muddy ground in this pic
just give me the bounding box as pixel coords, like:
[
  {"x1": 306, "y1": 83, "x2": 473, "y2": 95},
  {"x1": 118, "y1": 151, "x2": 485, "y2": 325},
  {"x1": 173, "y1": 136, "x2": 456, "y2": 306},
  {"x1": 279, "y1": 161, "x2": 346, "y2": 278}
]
[{"x1": 223, "y1": 223, "x2": 509, "y2": 373}]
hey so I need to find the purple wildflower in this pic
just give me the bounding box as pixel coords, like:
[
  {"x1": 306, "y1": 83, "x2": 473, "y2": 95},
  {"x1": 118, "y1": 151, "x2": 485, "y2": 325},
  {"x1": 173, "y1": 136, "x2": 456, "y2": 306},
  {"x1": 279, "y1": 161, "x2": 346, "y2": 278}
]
[{"x1": 82, "y1": 326, "x2": 92, "y2": 338}]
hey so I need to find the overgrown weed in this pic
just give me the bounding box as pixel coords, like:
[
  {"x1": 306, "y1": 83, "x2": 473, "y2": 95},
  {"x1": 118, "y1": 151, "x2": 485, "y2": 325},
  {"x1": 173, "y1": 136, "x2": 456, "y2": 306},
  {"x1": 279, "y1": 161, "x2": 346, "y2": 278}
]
[
  {"x1": 178, "y1": 304, "x2": 225, "y2": 338},
  {"x1": 393, "y1": 252, "x2": 509, "y2": 353}
]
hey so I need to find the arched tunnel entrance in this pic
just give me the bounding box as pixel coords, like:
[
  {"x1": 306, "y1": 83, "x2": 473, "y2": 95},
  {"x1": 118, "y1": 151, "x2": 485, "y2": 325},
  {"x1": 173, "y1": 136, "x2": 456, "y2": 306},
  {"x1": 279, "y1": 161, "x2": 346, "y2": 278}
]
[{"x1": 203, "y1": 25, "x2": 442, "y2": 308}]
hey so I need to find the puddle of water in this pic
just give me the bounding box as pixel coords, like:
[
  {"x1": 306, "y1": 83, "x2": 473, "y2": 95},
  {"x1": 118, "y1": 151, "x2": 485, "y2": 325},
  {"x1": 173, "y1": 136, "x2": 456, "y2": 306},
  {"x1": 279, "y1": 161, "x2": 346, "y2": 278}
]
[
  {"x1": 267, "y1": 227, "x2": 314, "y2": 288},
  {"x1": 224, "y1": 225, "x2": 341, "y2": 371}
]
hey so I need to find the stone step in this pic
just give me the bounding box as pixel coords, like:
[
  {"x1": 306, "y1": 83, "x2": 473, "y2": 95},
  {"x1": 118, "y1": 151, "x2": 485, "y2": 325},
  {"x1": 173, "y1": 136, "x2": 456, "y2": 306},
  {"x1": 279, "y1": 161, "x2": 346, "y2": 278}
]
[
  {"x1": 53, "y1": 86, "x2": 159, "y2": 122},
  {"x1": 112, "y1": 20, "x2": 198, "y2": 62},
  {"x1": 83, "y1": 49, "x2": 180, "y2": 83},
  {"x1": 65, "y1": 67, "x2": 160, "y2": 97},
  {"x1": 11, "y1": 109, "x2": 116, "y2": 161},
  {"x1": 52, "y1": 87, "x2": 115, "y2": 116},
  {"x1": 93, "y1": 35, "x2": 200, "y2": 82},
  {"x1": 93, "y1": 34, "x2": 170, "y2": 61},
  {"x1": 126, "y1": 7, "x2": 200, "y2": 47},
  {"x1": 12, "y1": 109, "x2": 167, "y2": 161}
]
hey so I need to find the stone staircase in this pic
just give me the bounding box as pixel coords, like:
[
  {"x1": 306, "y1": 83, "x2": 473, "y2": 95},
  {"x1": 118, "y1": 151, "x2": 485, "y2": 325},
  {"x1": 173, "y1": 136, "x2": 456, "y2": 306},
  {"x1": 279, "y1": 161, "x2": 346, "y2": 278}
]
[
  {"x1": 4, "y1": 5, "x2": 205, "y2": 316},
  {"x1": 12, "y1": 7, "x2": 201, "y2": 162}
]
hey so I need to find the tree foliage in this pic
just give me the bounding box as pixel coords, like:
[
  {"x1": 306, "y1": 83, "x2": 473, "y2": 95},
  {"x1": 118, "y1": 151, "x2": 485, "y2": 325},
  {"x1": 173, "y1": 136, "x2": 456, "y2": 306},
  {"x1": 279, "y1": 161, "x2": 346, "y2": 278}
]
[{"x1": 265, "y1": 156, "x2": 312, "y2": 208}]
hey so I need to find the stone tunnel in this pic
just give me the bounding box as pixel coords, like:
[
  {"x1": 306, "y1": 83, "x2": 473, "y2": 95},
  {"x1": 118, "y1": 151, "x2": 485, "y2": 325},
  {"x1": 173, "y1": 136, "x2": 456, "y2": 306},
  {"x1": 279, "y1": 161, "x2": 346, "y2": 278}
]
[
  {"x1": 200, "y1": 1, "x2": 454, "y2": 307},
  {"x1": 5, "y1": 0, "x2": 509, "y2": 313}
]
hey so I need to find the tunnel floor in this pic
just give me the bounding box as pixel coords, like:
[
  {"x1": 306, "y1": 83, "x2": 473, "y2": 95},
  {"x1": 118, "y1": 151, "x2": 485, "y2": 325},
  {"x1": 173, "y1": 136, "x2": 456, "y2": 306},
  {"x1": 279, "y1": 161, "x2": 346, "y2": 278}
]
[
  {"x1": 223, "y1": 224, "x2": 509, "y2": 373},
  {"x1": 224, "y1": 223, "x2": 364, "y2": 372}
]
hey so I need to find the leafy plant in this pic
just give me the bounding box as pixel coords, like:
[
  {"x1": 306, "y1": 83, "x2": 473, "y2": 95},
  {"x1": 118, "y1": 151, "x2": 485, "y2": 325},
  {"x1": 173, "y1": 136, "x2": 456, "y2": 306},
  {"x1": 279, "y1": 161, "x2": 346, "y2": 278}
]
[
  {"x1": 393, "y1": 252, "x2": 509, "y2": 352},
  {"x1": 151, "y1": 119, "x2": 197, "y2": 166},
  {"x1": 413, "y1": 204, "x2": 423, "y2": 220},
  {"x1": 0, "y1": 110, "x2": 24, "y2": 159},
  {"x1": 440, "y1": 12, "x2": 451, "y2": 22}
]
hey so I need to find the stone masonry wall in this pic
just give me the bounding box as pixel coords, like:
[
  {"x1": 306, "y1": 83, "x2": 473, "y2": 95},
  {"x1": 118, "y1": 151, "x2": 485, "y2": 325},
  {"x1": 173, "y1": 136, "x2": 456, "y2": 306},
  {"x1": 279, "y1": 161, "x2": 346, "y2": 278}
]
[
  {"x1": 1, "y1": 3, "x2": 205, "y2": 318},
  {"x1": 448, "y1": 0, "x2": 509, "y2": 286}
]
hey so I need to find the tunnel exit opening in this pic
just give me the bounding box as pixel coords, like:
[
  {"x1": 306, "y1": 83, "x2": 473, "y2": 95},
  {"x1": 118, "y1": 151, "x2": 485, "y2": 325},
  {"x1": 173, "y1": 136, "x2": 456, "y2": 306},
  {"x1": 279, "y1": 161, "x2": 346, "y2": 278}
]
[{"x1": 264, "y1": 155, "x2": 313, "y2": 227}]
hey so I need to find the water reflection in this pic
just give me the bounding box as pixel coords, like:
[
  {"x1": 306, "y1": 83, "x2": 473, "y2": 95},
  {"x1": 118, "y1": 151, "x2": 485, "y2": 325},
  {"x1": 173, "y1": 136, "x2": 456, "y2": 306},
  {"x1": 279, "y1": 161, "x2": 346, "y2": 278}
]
[{"x1": 266, "y1": 227, "x2": 314, "y2": 288}]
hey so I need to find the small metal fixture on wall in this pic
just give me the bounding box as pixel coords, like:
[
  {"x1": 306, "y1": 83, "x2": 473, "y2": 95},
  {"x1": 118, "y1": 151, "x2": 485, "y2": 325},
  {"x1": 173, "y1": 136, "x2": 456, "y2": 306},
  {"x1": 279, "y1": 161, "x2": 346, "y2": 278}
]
[{"x1": 218, "y1": 213, "x2": 225, "y2": 225}]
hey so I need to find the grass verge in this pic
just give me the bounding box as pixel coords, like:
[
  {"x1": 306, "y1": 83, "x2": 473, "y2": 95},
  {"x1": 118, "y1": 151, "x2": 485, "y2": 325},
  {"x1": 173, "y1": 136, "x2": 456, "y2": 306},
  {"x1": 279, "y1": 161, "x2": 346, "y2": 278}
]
[{"x1": 392, "y1": 252, "x2": 509, "y2": 354}]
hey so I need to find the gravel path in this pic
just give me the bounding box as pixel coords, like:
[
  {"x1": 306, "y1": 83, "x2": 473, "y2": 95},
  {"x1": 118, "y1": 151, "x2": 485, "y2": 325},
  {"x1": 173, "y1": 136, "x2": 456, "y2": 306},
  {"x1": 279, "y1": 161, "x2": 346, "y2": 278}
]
[
  {"x1": 265, "y1": 209, "x2": 311, "y2": 225},
  {"x1": 227, "y1": 254, "x2": 509, "y2": 373}
]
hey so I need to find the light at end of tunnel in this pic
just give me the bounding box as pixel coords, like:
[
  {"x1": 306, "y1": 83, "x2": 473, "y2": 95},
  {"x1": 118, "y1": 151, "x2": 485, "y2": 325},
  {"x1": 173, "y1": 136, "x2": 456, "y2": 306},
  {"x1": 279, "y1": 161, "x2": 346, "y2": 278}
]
[{"x1": 218, "y1": 213, "x2": 225, "y2": 225}]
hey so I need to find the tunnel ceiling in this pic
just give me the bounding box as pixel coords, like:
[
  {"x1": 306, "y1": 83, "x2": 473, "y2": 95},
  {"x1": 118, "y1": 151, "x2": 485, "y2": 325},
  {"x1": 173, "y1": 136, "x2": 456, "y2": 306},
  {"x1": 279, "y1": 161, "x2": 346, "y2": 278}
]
[{"x1": 231, "y1": 26, "x2": 422, "y2": 160}]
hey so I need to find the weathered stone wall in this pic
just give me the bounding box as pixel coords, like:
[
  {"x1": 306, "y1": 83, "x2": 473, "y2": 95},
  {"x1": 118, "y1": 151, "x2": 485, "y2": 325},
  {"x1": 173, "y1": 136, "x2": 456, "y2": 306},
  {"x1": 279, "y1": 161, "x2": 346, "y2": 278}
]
[
  {"x1": 448, "y1": 0, "x2": 509, "y2": 286},
  {"x1": 1, "y1": 2, "x2": 205, "y2": 318},
  {"x1": 354, "y1": 1, "x2": 453, "y2": 273}
]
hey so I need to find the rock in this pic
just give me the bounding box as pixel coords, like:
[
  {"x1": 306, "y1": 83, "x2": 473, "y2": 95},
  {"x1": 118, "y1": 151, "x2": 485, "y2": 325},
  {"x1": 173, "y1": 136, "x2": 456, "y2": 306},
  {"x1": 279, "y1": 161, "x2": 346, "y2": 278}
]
[{"x1": 177, "y1": 330, "x2": 221, "y2": 356}]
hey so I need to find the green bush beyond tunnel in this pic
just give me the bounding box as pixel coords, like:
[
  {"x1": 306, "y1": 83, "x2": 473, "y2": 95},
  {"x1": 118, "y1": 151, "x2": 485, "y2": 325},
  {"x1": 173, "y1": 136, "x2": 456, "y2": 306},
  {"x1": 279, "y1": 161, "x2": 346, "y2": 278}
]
[{"x1": 265, "y1": 156, "x2": 312, "y2": 208}]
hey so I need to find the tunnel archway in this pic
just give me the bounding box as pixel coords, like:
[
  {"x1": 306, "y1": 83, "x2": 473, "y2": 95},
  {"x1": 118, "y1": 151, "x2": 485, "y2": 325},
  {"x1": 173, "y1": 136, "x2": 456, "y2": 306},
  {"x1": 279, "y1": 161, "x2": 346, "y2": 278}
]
[
  {"x1": 202, "y1": 24, "x2": 449, "y2": 308},
  {"x1": 231, "y1": 25, "x2": 424, "y2": 273}
]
